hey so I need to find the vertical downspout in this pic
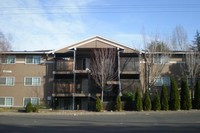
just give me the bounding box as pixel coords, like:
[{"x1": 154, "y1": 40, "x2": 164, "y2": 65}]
[
  {"x1": 72, "y1": 48, "x2": 76, "y2": 110},
  {"x1": 118, "y1": 48, "x2": 122, "y2": 96},
  {"x1": 52, "y1": 52, "x2": 55, "y2": 109}
]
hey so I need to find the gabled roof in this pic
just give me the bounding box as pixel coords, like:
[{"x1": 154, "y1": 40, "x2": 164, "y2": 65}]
[{"x1": 55, "y1": 36, "x2": 139, "y2": 54}]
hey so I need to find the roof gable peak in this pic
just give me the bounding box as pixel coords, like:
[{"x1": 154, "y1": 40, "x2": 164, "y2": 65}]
[{"x1": 68, "y1": 36, "x2": 125, "y2": 50}]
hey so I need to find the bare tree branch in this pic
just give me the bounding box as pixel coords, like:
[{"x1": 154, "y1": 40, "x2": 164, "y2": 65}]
[
  {"x1": 143, "y1": 32, "x2": 171, "y2": 90},
  {"x1": 90, "y1": 48, "x2": 118, "y2": 102},
  {"x1": 171, "y1": 25, "x2": 188, "y2": 51},
  {"x1": 0, "y1": 31, "x2": 12, "y2": 76}
]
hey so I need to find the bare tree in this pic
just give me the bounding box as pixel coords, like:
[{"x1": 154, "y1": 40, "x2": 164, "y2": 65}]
[
  {"x1": 185, "y1": 50, "x2": 200, "y2": 98},
  {"x1": 90, "y1": 48, "x2": 118, "y2": 102},
  {"x1": 170, "y1": 25, "x2": 189, "y2": 76},
  {"x1": 184, "y1": 31, "x2": 200, "y2": 98},
  {"x1": 0, "y1": 31, "x2": 12, "y2": 75},
  {"x1": 143, "y1": 33, "x2": 171, "y2": 90},
  {"x1": 171, "y1": 26, "x2": 200, "y2": 98},
  {"x1": 0, "y1": 31, "x2": 11, "y2": 51},
  {"x1": 172, "y1": 25, "x2": 189, "y2": 50}
]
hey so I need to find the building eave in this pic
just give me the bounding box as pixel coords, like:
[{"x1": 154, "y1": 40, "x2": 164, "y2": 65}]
[{"x1": 1, "y1": 50, "x2": 53, "y2": 55}]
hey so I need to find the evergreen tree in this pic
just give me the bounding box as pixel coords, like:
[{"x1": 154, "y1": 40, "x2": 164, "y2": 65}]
[
  {"x1": 116, "y1": 95, "x2": 122, "y2": 111},
  {"x1": 180, "y1": 79, "x2": 192, "y2": 110},
  {"x1": 143, "y1": 89, "x2": 151, "y2": 111},
  {"x1": 169, "y1": 78, "x2": 180, "y2": 110},
  {"x1": 160, "y1": 85, "x2": 169, "y2": 111},
  {"x1": 193, "y1": 30, "x2": 200, "y2": 51},
  {"x1": 135, "y1": 88, "x2": 143, "y2": 111},
  {"x1": 25, "y1": 102, "x2": 33, "y2": 113},
  {"x1": 194, "y1": 80, "x2": 200, "y2": 109},
  {"x1": 96, "y1": 97, "x2": 103, "y2": 112},
  {"x1": 122, "y1": 91, "x2": 134, "y2": 110},
  {"x1": 152, "y1": 90, "x2": 161, "y2": 111}
]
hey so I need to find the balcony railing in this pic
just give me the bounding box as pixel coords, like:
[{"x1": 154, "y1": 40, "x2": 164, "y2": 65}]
[
  {"x1": 56, "y1": 60, "x2": 73, "y2": 71},
  {"x1": 53, "y1": 81, "x2": 89, "y2": 95},
  {"x1": 55, "y1": 59, "x2": 89, "y2": 71}
]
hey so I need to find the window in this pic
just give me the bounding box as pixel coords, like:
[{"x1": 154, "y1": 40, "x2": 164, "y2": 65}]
[
  {"x1": 24, "y1": 77, "x2": 41, "y2": 86},
  {"x1": 154, "y1": 77, "x2": 170, "y2": 86},
  {"x1": 187, "y1": 77, "x2": 200, "y2": 86},
  {"x1": 120, "y1": 57, "x2": 139, "y2": 71},
  {"x1": 23, "y1": 97, "x2": 39, "y2": 106},
  {"x1": 0, "y1": 56, "x2": 15, "y2": 64},
  {"x1": 0, "y1": 77, "x2": 15, "y2": 86},
  {"x1": 0, "y1": 97, "x2": 13, "y2": 106},
  {"x1": 25, "y1": 56, "x2": 41, "y2": 64},
  {"x1": 153, "y1": 55, "x2": 169, "y2": 64}
]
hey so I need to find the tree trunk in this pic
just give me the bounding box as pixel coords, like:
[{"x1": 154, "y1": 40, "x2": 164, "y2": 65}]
[{"x1": 101, "y1": 89, "x2": 104, "y2": 103}]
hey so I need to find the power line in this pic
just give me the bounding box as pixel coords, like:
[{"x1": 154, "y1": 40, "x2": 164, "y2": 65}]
[
  {"x1": 0, "y1": 4, "x2": 200, "y2": 9},
  {"x1": 0, "y1": 4, "x2": 200, "y2": 15},
  {"x1": 0, "y1": 10, "x2": 200, "y2": 15}
]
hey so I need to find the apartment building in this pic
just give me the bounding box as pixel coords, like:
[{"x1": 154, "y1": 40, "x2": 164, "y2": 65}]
[
  {"x1": 52, "y1": 36, "x2": 140, "y2": 110},
  {"x1": 0, "y1": 36, "x2": 199, "y2": 109},
  {"x1": 0, "y1": 50, "x2": 53, "y2": 107},
  {"x1": 140, "y1": 51, "x2": 200, "y2": 94}
]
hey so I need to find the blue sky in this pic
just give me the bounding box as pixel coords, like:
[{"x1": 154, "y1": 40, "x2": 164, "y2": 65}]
[{"x1": 0, "y1": 0, "x2": 200, "y2": 51}]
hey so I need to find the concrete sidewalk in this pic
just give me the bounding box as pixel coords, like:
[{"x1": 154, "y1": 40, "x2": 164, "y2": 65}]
[{"x1": 0, "y1": 109, "x2": 199, "y2": 116}]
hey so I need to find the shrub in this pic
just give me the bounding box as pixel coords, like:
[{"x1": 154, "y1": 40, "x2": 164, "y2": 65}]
[
  {"x1": 25, "y1": 102, "x2": 33, "y2": 113},
  {"x1": 180, "y1": 79, "x2": 192, "y2": 110},
  {"x1": 134, "y1": 88, "x2": 143, "y2": 111},
  {"x1": 122, "y1": 91, "x2": 134, "y2": 110},
  {"x1": 152, "y1": 90, "x2": 161, "y2": 111},
  {"x1": 96, "y1": 97, "x2": 103, "y2": 112},
  {"x1": 161, "y1": 85, "x2": 169, "y2": 111},
  {"x1": 143, "y1": 89, "x2": 151, "y2": 111},
  {"x1": 32, "y1": 105, "x2": 39, "y2": 112},
  {"x1": 116, "y1": 95, "x2": 122, "y2": 111},
  {"x1": 169, "y1": 78, "x2": 180, "y2": 110},
  {"x1": 193, "y1": 80, "x2": 200, "y2": 109}
]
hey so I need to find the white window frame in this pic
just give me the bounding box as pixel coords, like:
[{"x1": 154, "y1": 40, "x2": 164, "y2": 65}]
[
  {"x1": 23, "y1": 97, "x2": 40, "y2": 106},
  {"x1": 153, "y1": 55, "x2": 169, "y2": 64},
  {"x1": 154, "y1": 76, "x2": 170, "y2": 86},
  {"x1": 0, "y1": 56, "x2": 16, "y2": 64},
  {"x1": 25, "y1": 56, "x2": 41, "y2": 64},
  {"x1": 0, "y1": 97, "x2": 14, "y2": 107},
  {"x1": 0, "y1": 77, "x2": 15, "y2": 86},
  {"x1": 24, "y1": 77, "x2": 41, "y2": 86}
]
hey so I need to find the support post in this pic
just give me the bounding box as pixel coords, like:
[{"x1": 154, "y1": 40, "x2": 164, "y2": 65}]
[
  {"x1": 72, "y1": 48, "x2": 76, "y2": 110},
  {"x1": 118, "y1": 48, "x2": 123, "y2": 96}
]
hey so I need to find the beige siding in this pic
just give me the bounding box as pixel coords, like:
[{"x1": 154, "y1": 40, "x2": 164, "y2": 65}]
[{"x1": 0, "y1": 54, "x2": 49, "y2": 107}]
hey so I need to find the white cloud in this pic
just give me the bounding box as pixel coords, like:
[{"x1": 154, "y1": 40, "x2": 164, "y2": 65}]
[{"x1": 0, "y1": 0, "x2": 95, "y2": 51}]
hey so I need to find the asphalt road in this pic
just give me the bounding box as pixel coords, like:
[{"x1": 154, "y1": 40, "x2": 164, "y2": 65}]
[{"x1": 0, "y1": 111, "x2": 200, "y2": 133}]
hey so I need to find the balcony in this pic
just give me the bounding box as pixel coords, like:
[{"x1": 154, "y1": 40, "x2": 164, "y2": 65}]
[
  {"x1": 56, "y1": 59, "x2": 73, "y2": 71},
  {"x1": 53, "y1": 58, "x2": 90, "y2": 74},
  {"x1": 52, "y1": 79, "x2": 90, "y2": 97}
]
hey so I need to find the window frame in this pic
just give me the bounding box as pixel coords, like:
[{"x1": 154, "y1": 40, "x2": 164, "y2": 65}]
[
  {"x1": 0, "y1": 56, "x2": 16, "y2": 64},
  {"x1": 23, "y1": 97, "x2": 40, "y2": 106},
  {"x1": 154, "y1": 76, "x2": 170, "y2": 86},
  {"x1": 153, "y1": 55, "x2": 169, "y2": 64},
  {"x1": 25, "y1": 56, "x2": 41, "y2": 64},
  {"x1": 0, "y1": 97, "x2": 14, "y2": 107},
  {"x1": 0, "y1": 77, "x2": 15, "y2": 86},
  {"x1": 24, "y1": 77, "x2": 41, "y2": 86}
]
